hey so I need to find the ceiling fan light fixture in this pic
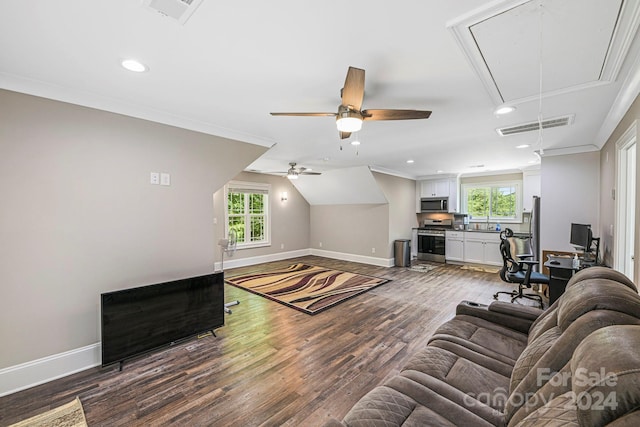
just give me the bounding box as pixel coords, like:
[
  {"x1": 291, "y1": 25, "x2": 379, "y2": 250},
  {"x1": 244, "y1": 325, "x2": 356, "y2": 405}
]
[
  {"x1": 287, "y1": 170, "x2": 299, "y2": 180},
  {"x1": 336, "y1": 110, "x2": 363, "y2": 132}
]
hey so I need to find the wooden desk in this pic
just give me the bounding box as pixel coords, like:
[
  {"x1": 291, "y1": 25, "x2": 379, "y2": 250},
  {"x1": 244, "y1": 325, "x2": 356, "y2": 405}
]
[{"x1": 543, "y1": 257, "x2": 580, "y2": 305}]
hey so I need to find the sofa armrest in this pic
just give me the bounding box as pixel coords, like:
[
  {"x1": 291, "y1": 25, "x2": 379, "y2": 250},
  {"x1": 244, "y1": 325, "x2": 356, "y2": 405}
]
[
  {"x1": 455, "y1": 300, "x2": 542, "y2": 334},
  {"x1": 488, "y1": 301, "x2": 542, "y2": 320}
]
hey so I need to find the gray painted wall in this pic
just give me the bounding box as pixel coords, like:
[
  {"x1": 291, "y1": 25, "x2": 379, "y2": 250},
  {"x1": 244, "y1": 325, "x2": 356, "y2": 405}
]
[
  {"x1": 599, "y1": 93, "x2": 640, "y2": 281},
  {"x1": 540, "y1": 152, "x2": 600, "y2": 256},
  {"x1": 306, "y1": 170, "x2": 417, "y2": 262},
  {"x1": 212, "y1": 171, "x2": 310, "y2": 263},
  {"x1": 310, "y1": 204, "x2": 389, "y2": 260},
  {"x1": 373, "y1": 172, "x2": 418, "y2": 257},
  {"x1": 0, "y1": 90, "x2": 267, "y2": 368}
]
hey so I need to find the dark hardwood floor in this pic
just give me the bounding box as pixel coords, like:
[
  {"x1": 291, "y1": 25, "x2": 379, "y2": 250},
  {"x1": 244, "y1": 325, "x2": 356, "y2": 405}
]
[{"x1": 0, "y1": 256, "x2": 534, "y2": 426}]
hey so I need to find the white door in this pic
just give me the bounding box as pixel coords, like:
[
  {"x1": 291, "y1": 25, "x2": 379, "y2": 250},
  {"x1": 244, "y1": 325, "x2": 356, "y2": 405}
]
[{"x1": 615, "y1": 123, "x2": 636, "y2": 281}]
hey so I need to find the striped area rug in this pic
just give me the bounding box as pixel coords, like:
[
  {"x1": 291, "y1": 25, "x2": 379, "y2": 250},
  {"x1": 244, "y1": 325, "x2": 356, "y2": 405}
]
[{"x1": 225, "y1": 263, "x2": 390, "y2": 314}]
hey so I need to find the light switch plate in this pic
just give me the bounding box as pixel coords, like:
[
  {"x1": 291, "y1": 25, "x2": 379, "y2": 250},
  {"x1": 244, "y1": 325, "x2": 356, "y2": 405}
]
[
  {"x1": 150, "y1": 172, "x2": 160, "y2": 185},
  {"x1": 160, "y1": 173, "x2": 171, "y2": 186}
]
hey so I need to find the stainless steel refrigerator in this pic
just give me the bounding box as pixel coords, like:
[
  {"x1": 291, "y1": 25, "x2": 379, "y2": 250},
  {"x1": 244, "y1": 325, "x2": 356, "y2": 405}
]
[{"x1": 529, "y1": 196, "x2": 541, "y2": 271}]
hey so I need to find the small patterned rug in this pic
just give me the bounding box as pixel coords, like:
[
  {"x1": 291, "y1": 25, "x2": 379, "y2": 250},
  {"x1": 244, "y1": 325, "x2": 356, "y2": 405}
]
[
  {"x1": 409, "y1": 263, "x2": 440, "y2": 273},
  {"x1": 9, "y1": 397, "x2": 87, "y2": 427},
  {"x1": 226, "y1": 263, "x2": 390, "y2": 315},
  {"x1": 460, "y1": 265, "x2": 501, "y2": 274}
]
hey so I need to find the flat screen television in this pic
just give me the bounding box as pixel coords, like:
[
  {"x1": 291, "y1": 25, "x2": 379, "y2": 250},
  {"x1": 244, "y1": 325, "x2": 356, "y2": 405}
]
[
  {"x1": 101, "y1": 272, "x2": 224, "y2": 367},
  {"x1": 570, "y1": 223, "x2": 592, "y2": 251}
]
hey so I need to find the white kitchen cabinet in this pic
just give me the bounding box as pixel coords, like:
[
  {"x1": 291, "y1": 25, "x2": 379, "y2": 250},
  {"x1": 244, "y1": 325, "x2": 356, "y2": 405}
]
[
  {"x1": 484, "y1": 240, "x2": 503, "y2": 265},
  {"x1": 445, "y1": 231, "x2": 464, "y2": 261},
  {"x1": 522, "y1": 170, "x2": 541, "y2": 212},
  {"x1": 463, "y1": 232, "x2": 502, "y2": 266},
  {"x1": 421, "y1": 179, "x2": 450, "y2": 198},
  {"x1": 417, "y1": 177, "x2": 458, "y2": 213}
]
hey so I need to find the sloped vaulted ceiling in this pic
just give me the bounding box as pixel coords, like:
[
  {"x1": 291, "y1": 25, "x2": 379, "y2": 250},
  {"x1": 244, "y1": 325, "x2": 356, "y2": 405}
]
[{"x1": 291, "y1": 166, "x2": 388, "y2": 205}]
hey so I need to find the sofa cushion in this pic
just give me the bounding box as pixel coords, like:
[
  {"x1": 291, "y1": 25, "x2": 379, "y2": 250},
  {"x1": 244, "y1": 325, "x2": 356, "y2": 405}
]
[
  {"x1": 505, "y1": 311, "x2": 640, "y2": 424},
  {"x1": 511, "y1": 325, "x2": 640, "y2": 427},
  {"x1": 557, "y1": 279, "x2": 640, "y2": 331},
  {"x1": 511, "y1": 391, "x2": 580, "y2": 426},
  {"x1": 429, "y1": 314, "x2": 528, "y2": 365},
  {"x1": 509, "y1": 326, "x2": 561, "y2": 393},
  {"x1": 571, "y1": 325, "x2": 640, "y2": 426},
  {"x1": 565, "y1": 266, "x2": 637, "y2": 292},
  {"x1": 402, "y1": 346, "x2": 510, "y2": 411},
  {"x1": 527, "y1": 302, "x2": 559, "y2": 343},
  {"x1": 341, "y1": 375, "x2": 497, "y2": 427}
]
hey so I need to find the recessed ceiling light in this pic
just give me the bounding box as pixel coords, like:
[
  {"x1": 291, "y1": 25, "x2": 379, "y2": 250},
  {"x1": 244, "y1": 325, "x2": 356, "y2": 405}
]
[
  {"x1": 351, "y1": 140, "x2": 361, "y2": 146},
  {"x1": 495, "y1": 105, "x2": 516, "y2": 115},
  {"x1": 121, "y1": 59, "x2": 148, "y2": 73},
  {"x1": 436, "y1": 170, "x2": 444, "y2": 173},
  {"x1": 516, "y1": 144, "x2": 530, "y2": 149},
  {"x1": 406, "y1": 159, "x2": 414, "y2": 164},
  {"x1": 528, "y1": 160, "x2": 538, "y2": 164}
]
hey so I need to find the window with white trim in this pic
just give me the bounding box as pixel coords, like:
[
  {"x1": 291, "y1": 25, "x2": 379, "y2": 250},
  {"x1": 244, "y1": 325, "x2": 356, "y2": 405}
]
[
  {"x1": 225, "y1": 181, "x2": 270, "y2": 248},
  {"x1": 461, "y1": 181, "x2": 522, "y2": 222}
]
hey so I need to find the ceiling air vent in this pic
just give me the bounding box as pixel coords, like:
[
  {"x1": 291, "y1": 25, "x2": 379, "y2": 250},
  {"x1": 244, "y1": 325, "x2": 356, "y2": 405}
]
[
  {"x1": 142, "y1": 0, "x2": 204, "y2": 25},
  {"x1": 496, "y1": 115, "x2": 575, "y2": 136}
]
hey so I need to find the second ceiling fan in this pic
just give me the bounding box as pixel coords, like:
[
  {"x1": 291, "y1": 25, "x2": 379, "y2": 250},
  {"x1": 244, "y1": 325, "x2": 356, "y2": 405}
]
[{"x1": 271, "y1": 66, "x2": 432, "y2": 139}]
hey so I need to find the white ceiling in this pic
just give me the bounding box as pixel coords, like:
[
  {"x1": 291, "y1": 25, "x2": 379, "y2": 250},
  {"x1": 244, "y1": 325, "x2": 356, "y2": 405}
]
[{"x1": 2, "y1": 0, "x2": 640, "y2": 179}]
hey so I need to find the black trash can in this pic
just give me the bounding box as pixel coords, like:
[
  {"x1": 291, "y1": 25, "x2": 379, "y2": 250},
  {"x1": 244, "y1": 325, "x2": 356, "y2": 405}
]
[{"x1": 394, "y1": 239, "x2": 411, "y2": 267}]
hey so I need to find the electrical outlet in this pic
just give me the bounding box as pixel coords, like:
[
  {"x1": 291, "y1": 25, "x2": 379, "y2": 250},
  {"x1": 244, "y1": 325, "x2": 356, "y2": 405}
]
[
  {"x1": 319, "y1": 242, "x2": 323, "y2": 248},
  {"x1": 371, "y1": 247, "x2": 376, "y2": 254},
  {"x1": 213, "y1": 217, "x2": 217, "y2": 225},
  {"x1": 280, "y1": 243, "x2": 284, "y2": 249},
  {"x1": 150, "y1": 172, "x2": 160, "y2": 185},
  {"x1": 160, "y1": 172, "x2": 171, "y2": 186}
]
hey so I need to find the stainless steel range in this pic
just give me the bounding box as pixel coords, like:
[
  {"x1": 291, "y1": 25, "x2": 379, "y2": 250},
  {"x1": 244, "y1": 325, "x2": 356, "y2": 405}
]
[{"x1": 417, "y1": 219, "x2": 452, "y2": 263}]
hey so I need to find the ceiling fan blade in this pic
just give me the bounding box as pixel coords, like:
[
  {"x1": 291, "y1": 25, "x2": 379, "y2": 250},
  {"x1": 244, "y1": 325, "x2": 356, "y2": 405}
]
[
  {"x1": 339, "y1": 131, "x2": 352, "y2": 139},
  {"x1": 300, "y1": 171, "x2": 322, "y2": 176},
  {"x1": 270, "y1": 112, "x2": 336, "y2": 117},
  {"x1": 362, "y1": 109, "x2": 432, "y2": 121},
  {"x1": 341, "y1": 67, "x2": 365, "y2": 110}
]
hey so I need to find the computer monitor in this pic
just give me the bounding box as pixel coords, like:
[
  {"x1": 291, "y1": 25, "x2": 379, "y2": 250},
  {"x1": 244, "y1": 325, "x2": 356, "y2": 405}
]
[{"x1": 570, "y1": 223, "x2": 592, "y2": 251}]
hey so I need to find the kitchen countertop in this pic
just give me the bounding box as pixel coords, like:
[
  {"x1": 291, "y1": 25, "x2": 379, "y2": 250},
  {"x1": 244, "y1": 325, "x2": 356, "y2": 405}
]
[{"x1": 413, "y1": 227, "x2": 529, "y2": 235}]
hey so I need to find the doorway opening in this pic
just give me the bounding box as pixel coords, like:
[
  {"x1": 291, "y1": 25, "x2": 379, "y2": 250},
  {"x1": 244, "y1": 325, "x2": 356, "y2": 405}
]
[{"x1": 615, "y1": 121, "x2": 636, "y2": 281}]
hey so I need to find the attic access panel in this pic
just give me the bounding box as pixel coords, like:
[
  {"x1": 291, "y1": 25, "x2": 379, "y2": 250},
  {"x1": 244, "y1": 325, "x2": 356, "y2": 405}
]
[
  {"x1": 143, "y1": 0, "x2": 204, "y2": 24},
  {"x1": 448, "y1": 0, "x2": 638, "y2": 105},
  {"x1": 471, "y1": 0, "x2": 621, "y2": 102}
]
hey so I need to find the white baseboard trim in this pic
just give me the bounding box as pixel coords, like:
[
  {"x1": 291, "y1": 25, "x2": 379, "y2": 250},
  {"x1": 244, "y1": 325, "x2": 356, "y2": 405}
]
[
  {"x1": 215, "y1": 248, "x2": 312, "y2": 271},
  {"x1": 310, "y1": 248, "x2": 395, "y2": 267},
  {"x1": 0, "y1": 343, "x2": 101, "y2": 397}
]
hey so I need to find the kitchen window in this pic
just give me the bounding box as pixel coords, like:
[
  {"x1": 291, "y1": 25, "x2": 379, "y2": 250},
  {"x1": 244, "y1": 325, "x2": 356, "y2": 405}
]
[
  {"x1": 461, "y1": 181, "x2": 522, "y2": 222},
  {"x1": 225, "y1": 181, "x2": 270, "y2": 248}
]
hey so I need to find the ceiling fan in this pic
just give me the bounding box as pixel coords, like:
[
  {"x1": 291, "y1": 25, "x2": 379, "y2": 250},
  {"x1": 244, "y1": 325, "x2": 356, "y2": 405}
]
[
  {"x1": 266, "y1": 162, "x2": 322, "y2": 180},
  {"x1": 271, "y1": 66, "x2": 432, "y2": 139}
]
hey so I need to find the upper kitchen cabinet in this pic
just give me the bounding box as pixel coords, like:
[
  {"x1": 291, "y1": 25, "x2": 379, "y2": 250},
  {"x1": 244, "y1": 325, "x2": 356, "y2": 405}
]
[
  {"x1": 421, "y1": 179, "x2": 450, "y2": 198},
  {"x1": 416, "y1": 177, "x2": 459, "y2": 213},
  {"x1": 522, "y1": 170, "x2": 541, "y2": 213}
]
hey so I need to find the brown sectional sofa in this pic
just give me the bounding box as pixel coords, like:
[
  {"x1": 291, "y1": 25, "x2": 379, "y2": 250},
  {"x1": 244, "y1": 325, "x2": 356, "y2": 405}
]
[{"x1": 324, "y1": 267, "x2": 640, "y2": 426}]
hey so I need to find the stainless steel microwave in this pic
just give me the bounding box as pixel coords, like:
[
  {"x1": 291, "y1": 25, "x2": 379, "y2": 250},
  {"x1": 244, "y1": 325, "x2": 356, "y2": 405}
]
[{"x1": 421, "y1": 197, "x2": 448, "y2": 212}]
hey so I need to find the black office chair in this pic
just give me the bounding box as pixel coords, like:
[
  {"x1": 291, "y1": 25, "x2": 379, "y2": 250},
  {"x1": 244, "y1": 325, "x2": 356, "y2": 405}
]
[{"x1": 494, "y1": 228, "x2": 547, "y2": 309}]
